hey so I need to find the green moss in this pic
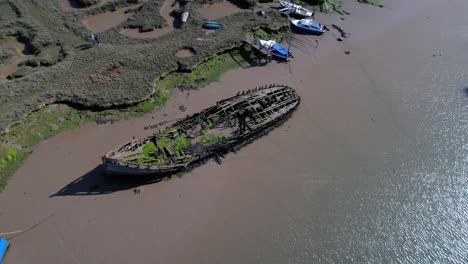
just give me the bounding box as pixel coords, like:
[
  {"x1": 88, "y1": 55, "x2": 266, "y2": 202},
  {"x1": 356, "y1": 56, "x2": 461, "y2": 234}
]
[
  {"x1": 5, "y1": 105, "x2": 92, "y2": 147},
  {"x1": 0, "y1": 146, "x2": 29, "y2": 191},
  {"x1": 320, "y1": 0, "x2": 340, "y2": 13},
  {"x1": 142, "y1": 141, "x2": 156, "y2": 157},
  {"x1": 173, "y1": 135, "x2": 190, "y2": 153},
  {"x1": 4, "y1": 87, "x2": 171, "y2": 148},
  {"x1": 200, "y1": 132, "x2": 225, "y2": 146},
  {"x1": 156, "y1": 135, "x2": 170, "y2": 149},
  {"x1": 129, "y1": 87, "x2": 171, "y2": 116},
  {"x1": 157, "y1": 50, "x2": 247, "y2": 89},
  {"x1": 156, "y1": 73, "x2": 184, "y2": 89}
]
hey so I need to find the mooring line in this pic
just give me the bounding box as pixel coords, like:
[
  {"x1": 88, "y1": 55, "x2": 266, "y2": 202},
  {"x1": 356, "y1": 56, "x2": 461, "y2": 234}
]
[{"x1": 1, "y1": 211, "x2": 58, "y2": 240}]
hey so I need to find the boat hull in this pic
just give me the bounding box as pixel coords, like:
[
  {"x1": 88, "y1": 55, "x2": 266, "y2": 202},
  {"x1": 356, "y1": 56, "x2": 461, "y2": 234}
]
[
  {"x1": 271, "y1": 43, "x2": 290, "y2": 59},
  {"x1": 203, "y1": 22, "x2": 223, "y2": 29},
  {"x1": 103, "y1": 84, "x2": 300, "y2": 176},
  {"x1": 102, "y1": 160, "x2": 184, "y2": 176},
  {"x1": 181, "y1": 11, "x2": 189, "y2": 23},
  {"x1": 291, "y1": 19, "x2": 324, "y2": 34},
  {"x1": 279, "y1": 1, "x2": 313, "y2": 17},
  {"x1": 0, "y1": 237, "x2": 8, "y2": 264},
  {"x1": 259, "y1": 39, "x2": 291, "y2": 60}
]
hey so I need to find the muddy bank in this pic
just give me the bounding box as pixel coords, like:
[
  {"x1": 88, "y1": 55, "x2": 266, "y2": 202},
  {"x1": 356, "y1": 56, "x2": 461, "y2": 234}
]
[
  {"x1": 175, "y1": 48, "x2": 195, "y2": 58},
  {"x1": 1, "y1": 0, "x2": 467, "y2": 263},
  {"x1": 198, "y1": 1, "x2": 245, "y2": 20},
  {"x1": 0, "y1": 37, "x2": 33, "y2": 79},
  {"x1": 82, "y1": 4, "x2": 142, "y2": 32}
]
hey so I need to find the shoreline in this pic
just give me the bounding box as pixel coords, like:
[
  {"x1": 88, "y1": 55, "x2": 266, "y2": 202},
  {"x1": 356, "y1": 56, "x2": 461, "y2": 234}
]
[
  {"x1": 2, "y1": 0, "x2": 467, "y2": 263},
  {"x1": 0, "y1": 25, "x2": 290, "y2": 190}
]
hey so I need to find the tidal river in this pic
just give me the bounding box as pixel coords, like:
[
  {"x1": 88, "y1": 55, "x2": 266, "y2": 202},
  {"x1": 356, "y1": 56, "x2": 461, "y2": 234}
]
[{"x1": 0, "y1": 0, "x2": 466, "y2": 263}]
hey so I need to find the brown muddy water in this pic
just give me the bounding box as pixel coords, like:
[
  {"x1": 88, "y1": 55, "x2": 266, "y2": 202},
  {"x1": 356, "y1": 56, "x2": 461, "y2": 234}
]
[
  {"x1": 120, "y1": 0, "x2": 179, "y2": 39},
  {"x1": 198, "y1": 1, "x2": 244, "y2": 20},
  {"x1": 1, "y1": 0, "x2": 467, "y2": 263},
  {"x1": 82, "y1": 4, "x2": 142, "y2": 33}
]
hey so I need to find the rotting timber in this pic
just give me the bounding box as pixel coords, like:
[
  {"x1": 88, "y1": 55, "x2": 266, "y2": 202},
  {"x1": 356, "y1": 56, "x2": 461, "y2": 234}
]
[{"x1": 102, "y1": 84, "x2": 300, "y2": 176}]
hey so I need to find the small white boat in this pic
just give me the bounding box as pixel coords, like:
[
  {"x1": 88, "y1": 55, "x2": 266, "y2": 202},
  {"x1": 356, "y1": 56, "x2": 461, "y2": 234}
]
[
  {"x1": 259, "y1": 39, "x2": 292, "y2": 59},
  {"x1": 293, "y1": 6, "x2": 313, "y2": 17},
  {"x1": 181, "y1": 11, "x2": 189, "y2": 23},
  {"x1": 279, "y1": 1, "x2": 313, "y2": 17},
  {"x1": 291, "y1": 19, "x2": 324, "y2": 34}
]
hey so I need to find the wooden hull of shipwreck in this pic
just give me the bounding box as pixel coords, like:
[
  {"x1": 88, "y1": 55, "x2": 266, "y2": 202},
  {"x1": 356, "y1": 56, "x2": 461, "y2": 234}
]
[{"x1": 102, "y1": 84, "x2": 300, "y2": 176}]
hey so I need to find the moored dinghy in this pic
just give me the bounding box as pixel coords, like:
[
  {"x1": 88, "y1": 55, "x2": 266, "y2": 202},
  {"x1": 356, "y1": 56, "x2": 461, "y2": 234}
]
[
  {"x1": 181, "y1": 11, "x2": 189, "y2": 23},
  {"x1": 259, "y1": 39, "x2": 292, "y2": 60},
  {"x1": 279, "y1": 1, "x2": 313, "y2": 17},
  {"x1": 0, "y1": 237, "x2": 8, "y2": 264},
  {"x1": 102, "y1": 85, "x2": 300, "y2": 176},
  {"x1": 203, "y1": 21, "x2": 223, "y2": 29},
  {"x1": 291, "y1": 19, "x2": 324, "y2": 34}
]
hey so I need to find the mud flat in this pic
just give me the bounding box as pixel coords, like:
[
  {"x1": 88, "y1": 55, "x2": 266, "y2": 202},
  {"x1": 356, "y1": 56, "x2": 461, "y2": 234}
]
[
  {"x1": 1, "y1": 0, "x2": 468, "y2": 263},
  {"x1": 0, "y1": 37, "x2": 32, "y2": 79},
  {"x1": 82, "y1": 4, "x2": 142, "y2": 33},
  {"x1": 175, "y1": 48, "x2": 195, "y2": 58},
  {"x1": 121, "y1": 0, "x2": 179, "y2": 39},
  {"x1": 197, "y1": 1, "x2": 244, "y2": 20}
]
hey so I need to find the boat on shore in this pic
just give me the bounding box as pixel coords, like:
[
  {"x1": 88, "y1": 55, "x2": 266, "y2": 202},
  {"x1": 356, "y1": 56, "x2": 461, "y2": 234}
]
[
  {"x1": 279, "y1": 1, "x2": 313, "y2": 17},
  {"x1": 202, "y1": 21, "x2": 223, "y2": 29},
  {"x1": 181, "y1": 11, "x2": 189, "y2": 23},
  {"x1": 291, "y1": 19, "x2": 324, "y2": 34},
  {"x1": 0, "y1": 238, "x2": 8, "y2": 264},
  {"x1": 259, "y1": 39, "x2": 292, "y2": 60},
  {"x1": 102, "y1": 84, "x2": 300, "y2": 176}
]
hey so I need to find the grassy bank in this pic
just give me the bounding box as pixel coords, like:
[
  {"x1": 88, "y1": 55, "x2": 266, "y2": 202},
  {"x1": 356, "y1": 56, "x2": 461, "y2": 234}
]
[
  {"x1": 157, "y1": 27, "x2": 291, "y2": 89},
  {"x1": 0, "y1": 43, "x2": 255, "y2": 191},
  {"x1": 157, "y1": 49, "x2": 251, "y2": 89},
  {"x1": 0, "y1": 146, "x2": 28, "y2": 191},
  {"x1": 0, "y1": 86, "x2": 171, "y2": 190}
]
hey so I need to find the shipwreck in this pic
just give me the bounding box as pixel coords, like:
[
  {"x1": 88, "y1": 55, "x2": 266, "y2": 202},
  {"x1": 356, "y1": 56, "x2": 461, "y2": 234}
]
[{"x1": 102, "y1": 84, "x2": 300, "y2": 175}]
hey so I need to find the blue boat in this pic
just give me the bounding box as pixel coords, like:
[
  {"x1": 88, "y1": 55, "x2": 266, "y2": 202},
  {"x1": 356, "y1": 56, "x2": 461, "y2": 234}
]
[
  {"x1": 291, "y1": 19, "x2": 324, "y2": 34},
  {"x1": 202, "y1": 22, "x2": 223, "y2": 29},
  {"x1": 0, "y1": 237, "x2": 8, "y2": 264},
  {"x1": 259, "y1": 39, "x2": 292, "y2": 60}
]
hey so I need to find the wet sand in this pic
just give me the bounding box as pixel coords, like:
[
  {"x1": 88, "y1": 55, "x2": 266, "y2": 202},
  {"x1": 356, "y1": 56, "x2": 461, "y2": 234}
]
[
  {"x1": 197, "y1": 1, "x2": 244, "y2": 20},
  {"x1": 1, "y1": 0, "x2": 467, "y2": 263},
  {"x1": 120, "y1": 0, "x2": 179, "y2": 39},
  {"x1": 0, "y1": 38, "x2": 32, "y2": 79},
  {"x1": 82, "y1": 4, "x2": 142, "y2": 33}
]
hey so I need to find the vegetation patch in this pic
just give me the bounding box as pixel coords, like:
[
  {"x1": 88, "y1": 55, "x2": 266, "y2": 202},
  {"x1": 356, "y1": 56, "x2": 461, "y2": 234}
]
[
  {"x1": 318, "y1": 0, "x2": 341, "y2": 13},
  {"x1": 156, "y1": 26, "x2": 290, "y2": 90},
  {"x1": 157, "y1": 50, "x2": 243, "y2": 89},
  {"x1": 2, "y1": 86, "x2": 171, "y2": 148},
  {"x1": 200, "y1": 130, "x2": 225, "y2": 146},
  {"x1": 0, "y1": 146, "x2": 28, "y2": 191},
  {"x1": 139, "y1": 132, "x2": 192, "y2": 166}
]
